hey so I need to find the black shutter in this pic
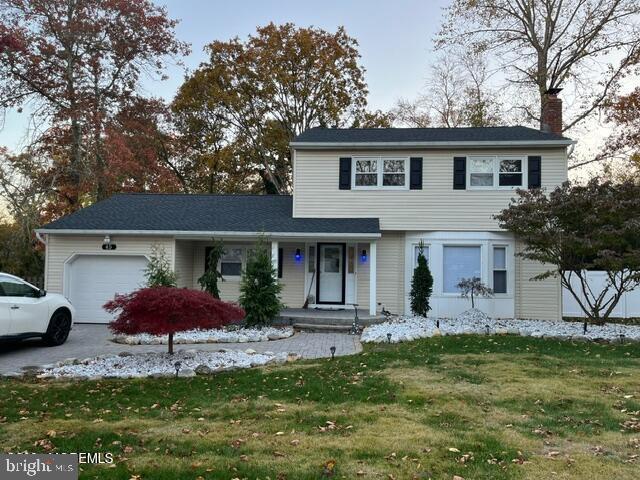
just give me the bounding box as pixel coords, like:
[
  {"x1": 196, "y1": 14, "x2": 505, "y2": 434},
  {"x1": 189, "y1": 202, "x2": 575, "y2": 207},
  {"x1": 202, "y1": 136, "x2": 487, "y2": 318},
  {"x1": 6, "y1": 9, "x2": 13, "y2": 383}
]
[
  {"x1": 453, "y1": 157, "x2": 466, "y2": 190},
  {"x1": 409, "y1": 157, "x2": 423, "y2": 190},
  {"x1": 277, "y1": 247, "x2": 283, "y2": 279},
  {"x1": 339, "y1": 157, "x2": 351, "y2": 190},
  {"x1": 528, "y1": 156, "x2": 541, "y2": 188}
]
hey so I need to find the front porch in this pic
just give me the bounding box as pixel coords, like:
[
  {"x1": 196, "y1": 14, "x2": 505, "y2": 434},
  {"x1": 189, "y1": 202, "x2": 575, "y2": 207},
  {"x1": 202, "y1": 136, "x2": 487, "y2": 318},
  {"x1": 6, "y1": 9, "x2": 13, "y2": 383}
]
[{"x1": 174, "y1": 235, "x2": 379, "y2": 315}]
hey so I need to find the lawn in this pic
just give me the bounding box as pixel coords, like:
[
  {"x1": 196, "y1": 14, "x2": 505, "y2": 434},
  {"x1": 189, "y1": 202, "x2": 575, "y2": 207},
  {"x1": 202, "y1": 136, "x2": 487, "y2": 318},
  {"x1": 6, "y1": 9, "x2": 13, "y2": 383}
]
[{"x1": 1, "y1": 335, "x2": 639, "y2": 479}]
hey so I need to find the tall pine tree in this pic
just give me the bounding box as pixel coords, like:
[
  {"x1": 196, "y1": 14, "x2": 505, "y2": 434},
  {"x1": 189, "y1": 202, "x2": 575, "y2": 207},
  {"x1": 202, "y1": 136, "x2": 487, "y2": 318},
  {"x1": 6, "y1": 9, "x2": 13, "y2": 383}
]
[{"x1": 410, "y1": 241, "x2": 433, "y2": 317}]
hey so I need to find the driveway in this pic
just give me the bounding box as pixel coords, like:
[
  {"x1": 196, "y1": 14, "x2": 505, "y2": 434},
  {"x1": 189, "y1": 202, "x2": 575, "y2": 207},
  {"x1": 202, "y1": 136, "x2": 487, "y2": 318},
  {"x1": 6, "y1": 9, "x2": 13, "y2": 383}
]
[{"x1": 0, "y1": 324, "x2": 362, "y2": 375}]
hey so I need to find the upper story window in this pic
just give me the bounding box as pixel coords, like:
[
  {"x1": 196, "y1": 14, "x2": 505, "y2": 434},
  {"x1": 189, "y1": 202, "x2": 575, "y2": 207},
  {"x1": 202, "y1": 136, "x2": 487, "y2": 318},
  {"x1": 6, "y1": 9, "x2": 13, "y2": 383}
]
[
  {"x1": 468, "y1": 156, "x2": 526, "y2": 189},
  {"x1": 353, "y1": 157, "x2": 408, "y2": 189}
]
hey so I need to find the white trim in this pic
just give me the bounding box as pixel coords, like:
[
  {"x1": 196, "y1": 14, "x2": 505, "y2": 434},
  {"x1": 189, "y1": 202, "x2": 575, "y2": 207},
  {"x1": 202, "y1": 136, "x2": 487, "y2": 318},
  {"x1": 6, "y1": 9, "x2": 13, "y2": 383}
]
[
  {"x1": 35, "y1": 229, "x2": 381, "y2": 240},
  {"x1": 352, "y1": 156, "x2": 409, "y2": 190},
  {"x1": 291, "y1": 139, "x2": 575, "y2": 149},
  {"x1": 369, "y1": 241, "x2": 377, "y2": 315}
]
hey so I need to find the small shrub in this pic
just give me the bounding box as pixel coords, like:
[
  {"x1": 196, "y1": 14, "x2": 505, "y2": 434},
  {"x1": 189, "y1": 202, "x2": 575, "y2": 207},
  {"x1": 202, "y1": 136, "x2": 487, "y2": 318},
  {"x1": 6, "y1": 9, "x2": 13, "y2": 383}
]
[
  {"x1": 239, "y1": 237, "x2": 283, "y2": 326},
  {"x1": 410, "y1": 241, "x2": 433, "y2": 317},
  {"x1": 144, "y1": 244, "x2": 177, "y2": 287},
  {"x1": 457, "y1": 277, "x2": 493, "y2": 309},
  {"x1": 105, "y1": 287, "x2": 245, "y2": 354},
  {"x1": 198, "y1": 239, "x2": 225, "y2": 298}
]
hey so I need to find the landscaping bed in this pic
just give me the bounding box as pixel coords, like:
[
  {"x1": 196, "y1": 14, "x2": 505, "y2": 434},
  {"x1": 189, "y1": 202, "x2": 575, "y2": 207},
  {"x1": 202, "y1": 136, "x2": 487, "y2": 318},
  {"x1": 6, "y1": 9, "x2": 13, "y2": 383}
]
[
  {"x1": 362, "y1": 308, "x2": 640, "y2": 343},
  {"x1": 35, "y1": 349, "x2": 296, "y2": 379},
  {"x1": 112, "y1": 326, "x2": 294, "y2": 345}
]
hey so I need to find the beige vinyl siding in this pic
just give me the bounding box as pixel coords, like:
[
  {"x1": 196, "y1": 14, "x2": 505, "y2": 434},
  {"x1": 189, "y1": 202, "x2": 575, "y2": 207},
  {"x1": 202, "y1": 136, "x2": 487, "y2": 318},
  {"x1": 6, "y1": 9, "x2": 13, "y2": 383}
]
[
  {"x1": 192, "y1": 241, "x2": 304, "y2": 306},
  {"x1": 515, "y1": 241, "x2": 562, "y2": 321},
  {"x1": 45, "y1": 235, "x2": 173, "y2": 294},
  {"x1": 376, "y1": 232, "x2": 405, "y2": 314},
  {"x1": 174, "y1": 240, "x2": 194, "y2": 288},
  {"x1": 293, "y1": 148, "x2": 568, "y2": 231},
  {"x1": 278, "y1": 243, "x2": 306, "y2": 308},
  {"x1": 356, "y1": 242, "x2": 370, "y2": 310},
  {"x1": 353, "y1": 234, "x2": 405, "y2": 314}
]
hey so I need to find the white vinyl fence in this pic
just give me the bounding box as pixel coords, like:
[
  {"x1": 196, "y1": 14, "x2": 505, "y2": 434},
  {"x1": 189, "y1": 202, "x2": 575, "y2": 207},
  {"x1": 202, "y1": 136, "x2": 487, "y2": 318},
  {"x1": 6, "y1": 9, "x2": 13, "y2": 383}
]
[{"x1": 563, "y1": 271, "x2": 640, "y2": 318}]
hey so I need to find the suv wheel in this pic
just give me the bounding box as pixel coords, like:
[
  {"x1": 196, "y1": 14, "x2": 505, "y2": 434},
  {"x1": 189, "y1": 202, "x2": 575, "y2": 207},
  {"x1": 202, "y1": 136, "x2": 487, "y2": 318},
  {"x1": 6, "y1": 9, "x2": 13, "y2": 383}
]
[{"x1": 43, "y1": 310, "x2": 71, "y2": 346}]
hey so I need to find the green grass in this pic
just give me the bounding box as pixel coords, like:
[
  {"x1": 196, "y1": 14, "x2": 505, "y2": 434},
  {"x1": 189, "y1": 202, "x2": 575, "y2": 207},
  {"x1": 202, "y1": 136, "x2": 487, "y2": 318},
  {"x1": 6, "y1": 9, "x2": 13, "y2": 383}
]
[{"x1": 1, "y1": 335, "x2": 640, "y2": 479}]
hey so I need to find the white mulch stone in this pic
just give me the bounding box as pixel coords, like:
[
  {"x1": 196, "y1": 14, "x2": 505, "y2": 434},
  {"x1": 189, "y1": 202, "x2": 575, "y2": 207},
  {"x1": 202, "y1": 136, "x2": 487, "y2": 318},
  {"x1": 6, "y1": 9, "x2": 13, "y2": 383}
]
[
  {"x1": 36, "y1": 349, "x2": 294, "y2": 379},
  {"x1": 112, "y1": 326, "x2": 294, "y2": 345},
  {"x1": 361, "y1": 308, "x2": 640, "y2": 344}
]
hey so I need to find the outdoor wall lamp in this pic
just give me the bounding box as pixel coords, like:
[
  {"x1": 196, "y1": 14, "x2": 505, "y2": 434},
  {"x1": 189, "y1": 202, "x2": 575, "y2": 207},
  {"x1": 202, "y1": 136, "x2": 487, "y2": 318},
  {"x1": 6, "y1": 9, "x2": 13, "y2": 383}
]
[
  {"x1": 361, "y1": 249, "x2": 367, "y2": 262},
  {"x1": 295, "y1": 248, "x2": 302, "y2": 262},
  {"x1": 101, "y1": 235, "x2": 116, "y2": 250}
]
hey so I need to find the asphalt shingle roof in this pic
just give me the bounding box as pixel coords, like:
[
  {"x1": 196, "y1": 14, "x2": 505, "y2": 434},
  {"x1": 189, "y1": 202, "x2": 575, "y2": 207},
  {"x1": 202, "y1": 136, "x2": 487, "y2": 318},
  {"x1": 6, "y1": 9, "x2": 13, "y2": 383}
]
[
  {"x1": 293, "y1": 126, "x2": 571, "y2": 143},
  {"x1": 40, "y1": 194, "x2": 380, "y2": 234}
]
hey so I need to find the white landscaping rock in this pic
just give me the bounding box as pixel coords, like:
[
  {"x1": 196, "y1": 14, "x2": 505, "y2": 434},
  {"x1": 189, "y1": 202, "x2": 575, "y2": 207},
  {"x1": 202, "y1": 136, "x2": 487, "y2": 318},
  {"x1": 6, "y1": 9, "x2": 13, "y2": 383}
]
[
  {"x1": 36, "y1": 349, "x2": 294, "y2": 379},
  {"x1": 112, "y1": 326, "x2": 294, "y2": 345},
  {"x1": 361, "y1": 308, "x2": 640, "y2": 344}
]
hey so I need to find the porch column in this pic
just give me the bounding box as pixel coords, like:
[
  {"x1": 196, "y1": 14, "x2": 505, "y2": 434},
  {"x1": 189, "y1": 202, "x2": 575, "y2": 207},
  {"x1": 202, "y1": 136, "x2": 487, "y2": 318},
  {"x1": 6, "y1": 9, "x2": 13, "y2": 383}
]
[
  {"x1": 369, "y1": 241, "x2": 377, "y2": 315},
  {"x1": 271, "y1": 240, "x2": 279, "y2": 281}
]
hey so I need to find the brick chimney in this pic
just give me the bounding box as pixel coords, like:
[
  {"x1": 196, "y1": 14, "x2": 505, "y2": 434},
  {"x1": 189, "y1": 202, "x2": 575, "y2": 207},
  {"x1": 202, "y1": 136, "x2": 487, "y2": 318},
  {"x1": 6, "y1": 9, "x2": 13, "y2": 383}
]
[{"x1": 540, "y1": 88, "x2": 563, "y2": 135}]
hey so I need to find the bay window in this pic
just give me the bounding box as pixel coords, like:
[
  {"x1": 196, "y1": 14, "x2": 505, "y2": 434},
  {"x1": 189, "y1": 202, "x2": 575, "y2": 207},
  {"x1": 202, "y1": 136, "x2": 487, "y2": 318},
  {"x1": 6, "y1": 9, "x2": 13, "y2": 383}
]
[
  {"x1": 443, "y1": 245, "x2": 481, "y2": 293},
  {"x1": 493, "y1": 246, "x2": 507, "y2": 294},
  {"x1": 353, "y1": 157, "x2": 407, "y2": 188}
]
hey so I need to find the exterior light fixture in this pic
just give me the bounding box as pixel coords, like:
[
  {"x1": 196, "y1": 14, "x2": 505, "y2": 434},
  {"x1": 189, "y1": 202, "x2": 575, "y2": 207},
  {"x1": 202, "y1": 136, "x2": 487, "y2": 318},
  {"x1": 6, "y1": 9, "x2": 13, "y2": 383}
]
[
  {"x1": 361, "y1": 249, "x2": 367, "y2": 262},
  {"x1": 174, "y1": 361, "x2": 182, "y2": 378},
  {"x1": 387, "y1": 333, "x2": 392, "y2": 344},
  {"x1": 485, "y1": 324, "x2": 490, "y2": 335},
  {"x1": 436, "y1": 318, "x2": 440, "y2": 329},
  {"x1": 295, "y1": 248, "x2": 302, "y2": 262},
  {"x1": 102, "y1": 235, "x2": 116, "y2": 250},
  {"x1": 619, "y1": 334, "x2": 625, "y2": 345},
  {"x1": 330, "y1": 346, "x2": 336, "y2": 360}
]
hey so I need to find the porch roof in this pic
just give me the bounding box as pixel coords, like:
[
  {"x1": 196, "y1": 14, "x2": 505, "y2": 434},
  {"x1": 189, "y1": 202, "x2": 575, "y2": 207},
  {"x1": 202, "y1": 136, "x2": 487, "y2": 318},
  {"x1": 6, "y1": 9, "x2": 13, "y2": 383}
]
[{"x1": 37, "y1": 193, "x2": 380, "y2": 239}]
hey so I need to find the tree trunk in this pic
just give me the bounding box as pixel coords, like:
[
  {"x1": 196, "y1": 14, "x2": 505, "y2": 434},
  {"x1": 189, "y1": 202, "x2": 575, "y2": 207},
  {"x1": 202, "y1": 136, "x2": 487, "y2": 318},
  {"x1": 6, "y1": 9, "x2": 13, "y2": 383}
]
[{"x1": 168, "y1": 332, "x2": 174, "y2": 355}]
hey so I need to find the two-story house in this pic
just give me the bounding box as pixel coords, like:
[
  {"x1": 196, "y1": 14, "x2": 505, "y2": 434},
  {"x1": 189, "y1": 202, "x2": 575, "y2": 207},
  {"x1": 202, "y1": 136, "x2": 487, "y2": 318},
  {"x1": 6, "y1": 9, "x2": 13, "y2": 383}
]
[{"x1": 36, "y1": 93, "x2": 573, "y2": 324}]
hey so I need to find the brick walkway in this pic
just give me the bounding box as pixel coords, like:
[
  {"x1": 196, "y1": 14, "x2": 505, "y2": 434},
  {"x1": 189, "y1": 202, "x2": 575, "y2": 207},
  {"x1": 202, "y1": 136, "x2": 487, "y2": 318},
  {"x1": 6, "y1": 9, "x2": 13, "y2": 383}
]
[{"x1": 0, "y1": 324, "x2": 362, "y2": 374}]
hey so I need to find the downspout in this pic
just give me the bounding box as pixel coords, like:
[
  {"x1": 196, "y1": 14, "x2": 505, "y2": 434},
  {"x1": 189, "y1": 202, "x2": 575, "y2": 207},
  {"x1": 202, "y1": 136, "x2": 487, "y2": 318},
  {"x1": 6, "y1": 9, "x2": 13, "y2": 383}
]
[{"x1": 35, "y1": 231, "x2": 48, "y2": 290}]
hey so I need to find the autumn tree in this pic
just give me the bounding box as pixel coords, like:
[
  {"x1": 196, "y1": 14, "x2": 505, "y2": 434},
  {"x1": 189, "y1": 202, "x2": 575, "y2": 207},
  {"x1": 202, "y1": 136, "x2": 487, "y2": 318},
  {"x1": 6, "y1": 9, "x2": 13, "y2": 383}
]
[
  {"x1": 172, "y1": 23, "x2": 369, "y2": 194},
  {"x1": 436, "y1": 0, "x2": 640, "y2": 135},
  {"x1": 0, "y1": 0, "x2": 188, "y2": 212},
  {"x1": 393, "y1": 51, "x2": 501, "y2": 128},
  {"x1": 496, "y1": 178, "x2": 640, "y2": 325},
  {"x1": 106, "y1": 287, "x2": 246, "y2": 354},
  {"x1": 594, "y1": 87, "x2": 640, "y2": 178}
]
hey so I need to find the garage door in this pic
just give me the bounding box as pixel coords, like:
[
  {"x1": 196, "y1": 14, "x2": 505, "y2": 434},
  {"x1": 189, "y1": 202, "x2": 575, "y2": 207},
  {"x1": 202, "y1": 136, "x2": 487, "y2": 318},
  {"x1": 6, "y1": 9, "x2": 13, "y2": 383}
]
[{"x1": 68, "y1": 255, "x2": 148, "y2": 323}]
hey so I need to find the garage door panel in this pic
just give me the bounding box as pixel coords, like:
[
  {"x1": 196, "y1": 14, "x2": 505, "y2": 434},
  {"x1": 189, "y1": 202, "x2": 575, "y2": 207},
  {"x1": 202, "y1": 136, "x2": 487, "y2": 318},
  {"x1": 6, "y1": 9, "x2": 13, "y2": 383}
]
[{"x1": 68, "y1": 255, "x2": 148, "y2": 323}]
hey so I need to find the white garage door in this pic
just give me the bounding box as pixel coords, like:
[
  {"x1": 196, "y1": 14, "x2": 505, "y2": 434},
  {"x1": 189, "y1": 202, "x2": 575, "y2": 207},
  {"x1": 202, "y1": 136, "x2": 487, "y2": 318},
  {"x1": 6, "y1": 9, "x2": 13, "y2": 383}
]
[{"x1": 68, "y1": 255, "x2": 148, "y2": 323}]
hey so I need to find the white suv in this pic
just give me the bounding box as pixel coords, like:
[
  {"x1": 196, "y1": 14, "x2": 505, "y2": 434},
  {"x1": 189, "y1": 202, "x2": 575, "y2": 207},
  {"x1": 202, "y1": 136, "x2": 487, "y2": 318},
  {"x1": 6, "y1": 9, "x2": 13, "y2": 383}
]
[{"x1": 0, "y1": 273, "x2": 74, "y2": 346}]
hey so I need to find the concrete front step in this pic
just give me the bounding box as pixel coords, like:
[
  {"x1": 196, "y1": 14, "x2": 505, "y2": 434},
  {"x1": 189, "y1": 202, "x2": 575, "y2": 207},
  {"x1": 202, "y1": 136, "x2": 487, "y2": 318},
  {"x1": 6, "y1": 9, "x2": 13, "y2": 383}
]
[{"x1": 292, "y1": 323, "x2": 355, "y2": 332}]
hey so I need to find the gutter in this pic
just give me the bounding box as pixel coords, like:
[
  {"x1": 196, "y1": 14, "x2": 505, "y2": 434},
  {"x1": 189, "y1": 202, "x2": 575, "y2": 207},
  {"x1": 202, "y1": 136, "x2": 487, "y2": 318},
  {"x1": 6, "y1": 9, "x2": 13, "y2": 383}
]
[
  {"x1": 290, "y1": 139, "x2": 576, "y2": 149},
  {"x1": 34, "y1": 228, "x2": 382, "y2": 240}
]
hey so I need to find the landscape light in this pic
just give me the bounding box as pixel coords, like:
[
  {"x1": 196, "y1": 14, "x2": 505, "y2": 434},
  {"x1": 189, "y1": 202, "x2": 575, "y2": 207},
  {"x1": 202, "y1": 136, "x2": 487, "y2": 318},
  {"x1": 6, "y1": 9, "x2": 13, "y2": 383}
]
[
  {"x1": 330, "y1": 346, "x2": 336, "y2": 360},
  {"x1": 387, "y1": 333, "x2": 392, "y2": 344},
  {"x1": 174, "y1": 361, "x2": 182, "y2": 377}
]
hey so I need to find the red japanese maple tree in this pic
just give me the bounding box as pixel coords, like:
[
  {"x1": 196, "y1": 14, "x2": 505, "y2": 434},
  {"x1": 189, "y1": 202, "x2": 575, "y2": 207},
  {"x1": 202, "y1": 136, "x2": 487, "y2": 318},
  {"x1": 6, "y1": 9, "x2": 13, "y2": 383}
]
[{"x1": 104, "y1": 287, "x2": 245, "y2": 354}]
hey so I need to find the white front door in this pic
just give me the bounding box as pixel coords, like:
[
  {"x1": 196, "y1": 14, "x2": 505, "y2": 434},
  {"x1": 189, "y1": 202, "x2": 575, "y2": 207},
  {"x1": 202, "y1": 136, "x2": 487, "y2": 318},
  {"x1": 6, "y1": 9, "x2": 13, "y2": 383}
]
[
  {"x1": 318, "y1": 244, "x2": 344, "y2": 304},
  {"x1": 67, "y1": 255, "x2": 148, "y2": 323}
]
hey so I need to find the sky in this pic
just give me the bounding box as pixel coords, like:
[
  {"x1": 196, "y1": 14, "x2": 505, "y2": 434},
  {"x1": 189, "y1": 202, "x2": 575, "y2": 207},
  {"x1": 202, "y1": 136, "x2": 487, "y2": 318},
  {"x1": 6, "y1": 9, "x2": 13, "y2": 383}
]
[
  {"x1": 0, "y1": 0, "x2": 613, "y2": 176},
  {"x1": 0, "y1": 0, "x2": 449, "y2": 150}
]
